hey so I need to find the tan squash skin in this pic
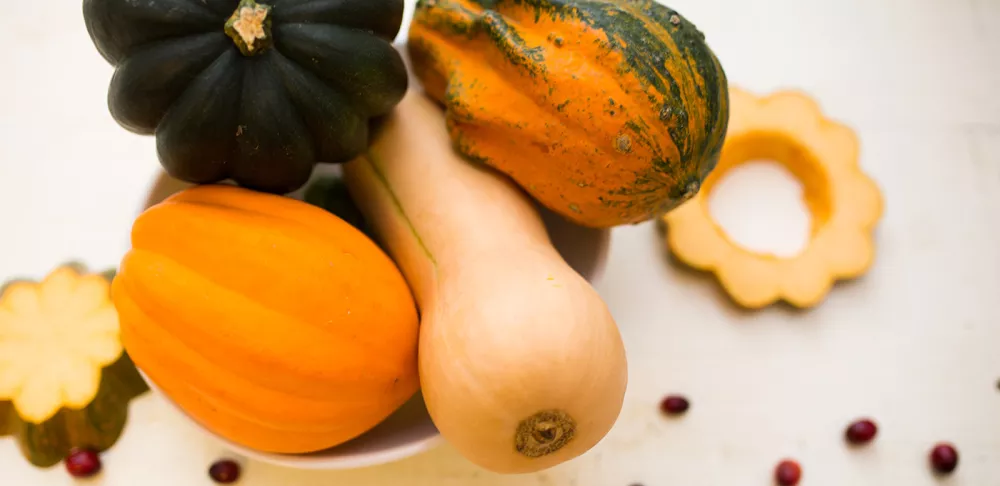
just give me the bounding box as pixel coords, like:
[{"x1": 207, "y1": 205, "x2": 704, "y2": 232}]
[{"x1": 342, "y1": 91, "x2": 628, "y2": 474}]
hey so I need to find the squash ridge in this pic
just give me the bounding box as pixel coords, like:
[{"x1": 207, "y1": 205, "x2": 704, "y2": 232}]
[
  {"x1": 109, "y1": 33, "x2": 231, "y2": 134},
  {"x1": 138, "y1": 362, "x2": 383, "y2": 447},
  {"x1": 232, "y1": 54, "x2": 317, "y2": 192},
  {"x1": 409, "y1": 0, "x2": 729, "y2": 227},
  {"x1": 410, "y1": 21, "x2": 637, "y2": 191},
  {"x1": 121, "y1": 311, "x2": 393, "y2": 426},
  {"x1": 272, "y1": 0, "x2": 406, "y2": 41},
  {"x1": 267, "y1": 48, "x2": 368, "y2": 162},
  {"x1": 118, "y1": 250, "x2": 413, "y2": 397},
  {"x1": 155, "y1": 50, "x2": 245, "y2": 185},
  {"x1": 194, "y1": 0, "x2": 243, "y2": 17},
  {"x1": 155, "y1": 188, "x2": 382, "y2": 258},
  {"x1": 127, "y1": 202, "x2": 377, "y2": 318},
  {"x1": 273, "y1": 23, "x2": 407, "y2": 116},
  {"x1": 83, "y1": 0, "x2": 223, "y2": 64},
  {"x1": 115, "y1": 274, "x2": 403, "y2": 408},
  {"x1": 172, "y1": 0, "x2": 233, "y2": 16}
]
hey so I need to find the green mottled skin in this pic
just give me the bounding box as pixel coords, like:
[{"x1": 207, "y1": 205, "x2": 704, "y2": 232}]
[
  {"x1": 1, "y1": 352, "x2": 148, "y2": 468},
  {"x1": 411, "y1": 0, "x2": 729, "y2": 225}
]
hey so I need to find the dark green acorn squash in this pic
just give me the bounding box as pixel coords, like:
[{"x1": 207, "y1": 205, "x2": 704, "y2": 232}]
[{"x1": 83, "y1": 0, "x2": 409, "y2": 194}]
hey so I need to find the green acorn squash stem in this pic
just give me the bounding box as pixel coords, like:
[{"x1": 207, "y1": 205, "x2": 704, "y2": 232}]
[{"x1": 225, "y1": 0, "x2": 274, "y2": 56}]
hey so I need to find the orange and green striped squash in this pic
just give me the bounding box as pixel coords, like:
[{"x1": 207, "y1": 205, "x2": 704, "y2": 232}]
[{"x1": 408, "y1": 0, "x2": 730, "y2": 228}]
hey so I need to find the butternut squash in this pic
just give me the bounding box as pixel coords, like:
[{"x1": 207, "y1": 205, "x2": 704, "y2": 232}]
[{"x1": 341, "y1": 91, "x2": 628, "y2": 474}]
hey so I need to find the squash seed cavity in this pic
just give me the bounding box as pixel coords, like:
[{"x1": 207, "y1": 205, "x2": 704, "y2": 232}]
[{"x1": 515, "y1": 409, "x2": 576, "y2": 458}]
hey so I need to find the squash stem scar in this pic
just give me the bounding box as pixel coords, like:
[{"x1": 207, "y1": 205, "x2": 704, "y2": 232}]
[
  {"x1": 225, "y1": 0, "x2": 273, "y2": 56},
  {"x1": 364, "y1": 154, "x2": 439, "y2": 269},
  {"x1": 515, "y1": 409, "x2": 576, "y2": 458}
]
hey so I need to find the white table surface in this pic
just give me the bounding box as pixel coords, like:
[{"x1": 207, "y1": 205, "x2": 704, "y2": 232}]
[{"x1": 2, "y1": 0, "x2": 999, "y2": 485}]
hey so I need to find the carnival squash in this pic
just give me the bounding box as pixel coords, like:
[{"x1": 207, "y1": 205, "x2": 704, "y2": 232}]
[
  {"x1": 83, "y1": 0, "x2": 408, "y2": 194},
  {"x1": 0, "y1": 264, "x2": 148, "y2": 468},
  {"x1": 111, "y1": 185, "x2": 420, "y2": 453},
  {"x1": 661, "y1": 88, "x2": 883, "y2": 309},
  {"x1": 342, "y1": 91, "x2": 628, "y2": 474},
  {"x1": 408, "y1": 0, "x2": 729, "y2": 228}
]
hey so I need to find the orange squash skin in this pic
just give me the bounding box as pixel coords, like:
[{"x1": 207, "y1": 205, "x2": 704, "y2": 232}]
[
  {"x1": 408, "y1": 0, "x2": 730, "y2": 228},
  {"x1": 111, "y1": 184, "x2": 420, "y2": 454}
]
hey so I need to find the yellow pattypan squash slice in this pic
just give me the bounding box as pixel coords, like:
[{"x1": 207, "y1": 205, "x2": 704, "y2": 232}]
[{"x1": 0, "y1": 263, "x2": 148, "y2": 468}]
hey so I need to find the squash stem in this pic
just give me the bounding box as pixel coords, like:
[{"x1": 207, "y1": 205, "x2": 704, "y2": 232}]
[{"x1": 225, "y1": 0, "x2": 273, "y2": 56}]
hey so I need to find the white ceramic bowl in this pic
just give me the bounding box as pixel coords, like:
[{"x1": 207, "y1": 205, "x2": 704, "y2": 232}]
[{"x1": 136, "y1": 166, "x2": 611, "y2": 470}]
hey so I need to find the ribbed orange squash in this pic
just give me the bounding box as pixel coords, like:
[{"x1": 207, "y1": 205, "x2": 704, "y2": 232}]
[
  {"x1": 408, "y1": 0, "x2": 730, "y2": 228},
  {"x1": 111, "y1": 184, "x2": 420, "y2": 454}
]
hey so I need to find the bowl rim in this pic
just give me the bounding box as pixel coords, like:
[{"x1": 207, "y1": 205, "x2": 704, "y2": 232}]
[{"x1": 137, "y1": 369, "x2": 446, "y2": 470}]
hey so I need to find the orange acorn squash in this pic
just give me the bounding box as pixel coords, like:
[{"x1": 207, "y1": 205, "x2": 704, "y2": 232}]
[
  {"x1": 408, "y1": 0, "x2": 730, "y2": 228},
  {"x1": 111, "y1": 184, "x2": 420, "y2": 454}
]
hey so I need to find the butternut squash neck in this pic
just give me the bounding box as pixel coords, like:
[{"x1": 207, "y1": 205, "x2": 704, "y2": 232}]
[{"x1": 349, "y1": 91, "x2": 557, "y2": 305}]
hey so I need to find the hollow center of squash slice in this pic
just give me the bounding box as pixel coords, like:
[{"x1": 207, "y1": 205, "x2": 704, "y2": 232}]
[{"x1": 704, "y1": 132, "x2": 831, "y2": 258}]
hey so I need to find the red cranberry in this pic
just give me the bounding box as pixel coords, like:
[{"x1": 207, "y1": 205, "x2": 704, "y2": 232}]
[
  {"x1": 774, "y1": 459, "x2": 802, "y2": 486},
  {"x1": 659, "y1": 395, "x2": 690, "y2": 415},
  {"x1": 209, "y1": 459, "x2": 242, "y2": 484},
  {"x1": 845, "y1": 418, "x2": 878, "y2": 444},
  {"x1": 65, "y1": 448, "x2": 102, "y2": 478},
  {"x1": 929, "y1": 443, "x2": 959, "y2": 474}
]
